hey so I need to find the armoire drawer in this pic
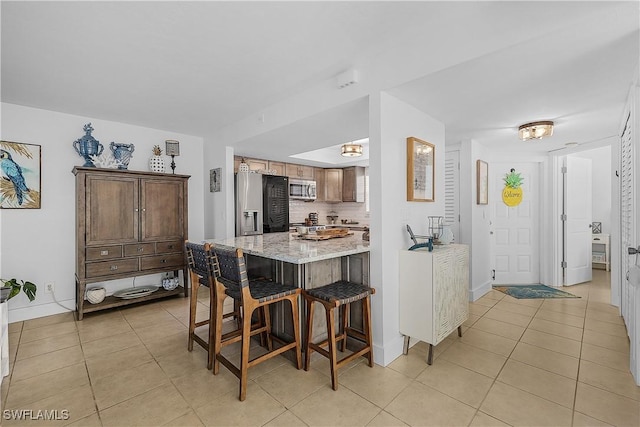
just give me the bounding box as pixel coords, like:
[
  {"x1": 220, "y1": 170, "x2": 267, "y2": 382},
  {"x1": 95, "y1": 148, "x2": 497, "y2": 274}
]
[
  {"x1": 86, "y1": 245, "x2": 123, "y2": 261},
  {"x1": 124, "y1": 243, "x2": 155, "y2": 257},
  {"x1": 156, "y1": 240, "x2": 183, "y2": 254},
  {"x1": 140, "y1": 253, "x2": 185, "y2": 271},
  {"x1": 85, "y1": 258, "x2": 139, "y2": 278}
]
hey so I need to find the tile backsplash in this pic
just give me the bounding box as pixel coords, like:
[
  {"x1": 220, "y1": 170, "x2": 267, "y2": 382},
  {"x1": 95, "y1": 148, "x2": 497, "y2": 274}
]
[{"x1": 289, "y1": 200, "x2": 369, "y2": 226}]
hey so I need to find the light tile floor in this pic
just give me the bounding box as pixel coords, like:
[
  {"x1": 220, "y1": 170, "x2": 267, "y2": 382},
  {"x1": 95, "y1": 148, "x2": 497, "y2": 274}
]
[{"x1": 1, "y1": 269, "x2": 639, "y2": 426}]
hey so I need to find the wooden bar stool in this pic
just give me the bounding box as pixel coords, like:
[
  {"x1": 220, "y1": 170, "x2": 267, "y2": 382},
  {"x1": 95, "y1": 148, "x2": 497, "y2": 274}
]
[
  {"x1": 185, "y1": 242, "x2": 240, "y2": 370},
  {"x1": 211, "y1": 246, "x2": 302, "y2": 401},
  {"x1": 303, "y1": 280, "x2": 375, "y2": 390}
]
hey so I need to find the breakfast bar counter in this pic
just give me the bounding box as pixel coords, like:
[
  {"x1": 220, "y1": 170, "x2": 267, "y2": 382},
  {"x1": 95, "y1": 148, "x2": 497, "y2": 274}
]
[
  {"x1": 204, "y1": 232, "x2": 370, "y2": 342},
  {"x1": 204, "y1": 231, "x2": 370, "y2": 265}
]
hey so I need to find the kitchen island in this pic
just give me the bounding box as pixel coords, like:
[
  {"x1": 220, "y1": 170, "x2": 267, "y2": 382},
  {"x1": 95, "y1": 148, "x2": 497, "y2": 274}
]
[
  {"x1": 204, "y1": 231, "x2": 370, "y2": 342},
  {"x1": 205, "y1": 231, "x2": 369, "y2": 265}
]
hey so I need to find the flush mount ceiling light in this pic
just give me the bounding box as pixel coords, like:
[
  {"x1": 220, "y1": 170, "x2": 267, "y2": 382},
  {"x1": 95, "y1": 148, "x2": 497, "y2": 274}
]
[
  {"x1": 518, "y1": 121, "x2": 554, "y2": 141},
  {"x1": 341, "y1": 143, "x2": 363, "y2": 157}
]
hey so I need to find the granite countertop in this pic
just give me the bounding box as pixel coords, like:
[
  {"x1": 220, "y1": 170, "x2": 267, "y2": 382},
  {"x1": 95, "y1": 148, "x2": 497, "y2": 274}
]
[{"x1": 204, "y1": 231, "x2": 370, "y2": 265}]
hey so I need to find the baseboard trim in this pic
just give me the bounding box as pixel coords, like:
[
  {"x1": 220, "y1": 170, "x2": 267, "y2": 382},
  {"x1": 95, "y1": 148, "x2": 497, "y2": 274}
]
[
  {"x1": 373, "y1": 333, "x2": 406, "y2": 367},
  {"x1": 470, "y1": 280, "x2": 492, "y2": 302},
  {"x1": 8, "y1": 299, "x2": 75, "y2": 323}
]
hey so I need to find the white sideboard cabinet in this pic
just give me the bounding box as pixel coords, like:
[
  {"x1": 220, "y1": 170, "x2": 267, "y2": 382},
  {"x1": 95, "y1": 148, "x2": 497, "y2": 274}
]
[
  {"x1": 592, "y1": 233, "x2": 610, "y2": 271},
  {"x1": 399, "y1": 244, "x2": 469, "y2": 364}
]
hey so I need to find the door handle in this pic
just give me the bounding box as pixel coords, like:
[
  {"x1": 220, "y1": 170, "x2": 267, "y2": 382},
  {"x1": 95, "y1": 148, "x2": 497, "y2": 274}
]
[{"x1": 629, "y1": 247, "x2": 640, "y2": 255}]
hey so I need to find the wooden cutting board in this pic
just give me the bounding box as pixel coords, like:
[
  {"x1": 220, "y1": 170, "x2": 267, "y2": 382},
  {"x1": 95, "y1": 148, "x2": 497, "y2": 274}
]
[{"x1": 297, "y1": 231, "x2": 354, "y2": 241}]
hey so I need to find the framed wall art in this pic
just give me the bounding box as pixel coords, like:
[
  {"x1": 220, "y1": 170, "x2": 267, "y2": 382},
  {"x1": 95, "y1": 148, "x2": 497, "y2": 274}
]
[
  {"x1": 0, "y1": 140, "x2": 41, "y2": 209},
  {"x1": 210, "y1": 167, "x2": 221, "y2": 192},
  {"x1": 406, "y1": 137, "x2": 435, "y2": 202},
  {"x1": 476, "y1": 160, "x2": 488, "y2": 205}
]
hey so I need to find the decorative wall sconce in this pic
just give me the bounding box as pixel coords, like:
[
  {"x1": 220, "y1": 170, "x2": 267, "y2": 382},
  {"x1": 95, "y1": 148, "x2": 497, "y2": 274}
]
[{"x1": 165, "y1": 140, "x2": 180, "y2": 174}]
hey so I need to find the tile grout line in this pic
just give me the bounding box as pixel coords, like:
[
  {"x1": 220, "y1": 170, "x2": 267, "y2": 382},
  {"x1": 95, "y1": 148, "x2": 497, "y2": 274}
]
[{"x1": 465, "y1": 294, "x2": 547, "y2": 426}]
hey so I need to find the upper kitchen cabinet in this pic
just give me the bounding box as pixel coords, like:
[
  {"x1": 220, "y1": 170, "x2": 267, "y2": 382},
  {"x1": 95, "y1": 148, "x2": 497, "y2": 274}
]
[
  {"x1": 315, "y1": 168, "x2": 326, "y2": 201},
  {"x1": 285, "y1": 163, "x2": 314, "y2": 180},
  {"x1": 269, "y1": 161, "x2": 286, "y2": 176},
  {"x1": 316, "y1": 169, "x2": 342, "y2": 202},
  {"x1": 342, "y1": 166, "x2": 365, "y2": 202},
  {"x1": 244, "y1": 157, "x2": 269, "y2": 172},
  {"x1": 233, "y1": 156, "x2": 288, "y2": 176}
]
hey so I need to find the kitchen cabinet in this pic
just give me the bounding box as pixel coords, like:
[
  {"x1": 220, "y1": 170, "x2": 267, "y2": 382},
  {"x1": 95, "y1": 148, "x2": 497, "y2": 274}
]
[
  {"x1": 314, "y1": 168, "x2": 343, "y2": 202},
  {"x1": 269, "y1": 161, "x2": 286, "y2": 176},
  {"x1": 592, "y1": 233, "x2": 610, "y2": 271},
  {"x1": 233, "y1": 156, "x2": 286, "y2": 175},
  {"x1": 342, "y1": 166, "x2": 365, "y2": 202},
  {"x1": 285, "y1": 163, "x2": 315, "y2": 180},
  {"x1": 74, "y1": 167, "x2": 189, "y2": 320},
  {"x1": 245, "y1": 157, "x2": 269, "y2": 172},
  {"x1": 324, "y1": 168, "x2": 343, "y2": 202},
  {"x1": 315, "y1": 168, "x2": 326, "y2": 201},
  {"x1": 399, "y1": 245, "x2": 469, "y2": 364}
]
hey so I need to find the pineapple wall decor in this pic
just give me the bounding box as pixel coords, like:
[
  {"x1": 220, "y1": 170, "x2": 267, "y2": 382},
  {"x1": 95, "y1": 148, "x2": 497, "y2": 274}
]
[{"x1": 502, "y1": 168, "x2": 524, "y2": 207}]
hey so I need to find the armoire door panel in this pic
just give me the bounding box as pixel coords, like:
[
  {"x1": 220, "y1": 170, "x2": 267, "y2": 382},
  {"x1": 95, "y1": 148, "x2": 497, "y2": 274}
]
[
  {"x1": 86, "y1": 176, "x2": 138, "y2": 245},
  {"x1": 140, "y1": 180, "x2": 184, "y2": 241}
]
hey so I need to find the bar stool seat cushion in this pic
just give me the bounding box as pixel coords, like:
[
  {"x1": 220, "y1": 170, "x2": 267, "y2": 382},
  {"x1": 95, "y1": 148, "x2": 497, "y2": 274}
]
[
  {"x1": 305, "y1": 280, "x2": 372, "y2": 305},
  {"x1": 225, "y1": 278, "x2": 298, "y2": 303}
]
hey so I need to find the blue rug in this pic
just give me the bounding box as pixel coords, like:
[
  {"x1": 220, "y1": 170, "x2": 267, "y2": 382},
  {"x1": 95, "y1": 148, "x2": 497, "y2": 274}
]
[{"x1": 493, "y1": 284, "x2": 580, "y2": 299}]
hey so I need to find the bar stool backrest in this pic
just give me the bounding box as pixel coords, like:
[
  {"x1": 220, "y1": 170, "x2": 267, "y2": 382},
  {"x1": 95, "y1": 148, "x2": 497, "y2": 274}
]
[
  {"x1": 211, "y1": 246, "x2": 249, "y2": 290},
  {"x1": 185, "y1": 242, "x2": 214, "y2": 282}
]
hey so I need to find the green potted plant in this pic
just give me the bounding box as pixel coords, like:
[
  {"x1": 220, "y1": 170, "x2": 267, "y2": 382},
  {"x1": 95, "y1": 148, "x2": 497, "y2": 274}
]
[{"x1": 0, "y1": 278, "x2": 37, "y2": 303}]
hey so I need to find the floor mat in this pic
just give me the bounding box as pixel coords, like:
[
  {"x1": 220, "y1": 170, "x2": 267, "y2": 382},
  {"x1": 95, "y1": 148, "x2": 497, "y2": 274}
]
[{"x1": 493, "y1": 284, "x2": 580, "y2": 299}]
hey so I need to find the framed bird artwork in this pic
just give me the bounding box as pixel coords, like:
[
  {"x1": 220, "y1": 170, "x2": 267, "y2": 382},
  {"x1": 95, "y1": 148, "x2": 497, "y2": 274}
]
[{"x1": 0, "y1": 141, "x2": 41, "y2": 209}]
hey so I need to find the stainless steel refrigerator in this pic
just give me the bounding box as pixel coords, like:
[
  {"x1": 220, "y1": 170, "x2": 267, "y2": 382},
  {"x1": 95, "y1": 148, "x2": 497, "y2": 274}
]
[{"x1": 235, "y1": 172, "x2": 263, "y2": 236}]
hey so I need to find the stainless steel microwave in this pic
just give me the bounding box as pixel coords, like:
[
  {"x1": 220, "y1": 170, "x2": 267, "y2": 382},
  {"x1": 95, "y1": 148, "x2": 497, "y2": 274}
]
[{"x1": 289, "y1": 179, "x2": 316, "y2": 201}]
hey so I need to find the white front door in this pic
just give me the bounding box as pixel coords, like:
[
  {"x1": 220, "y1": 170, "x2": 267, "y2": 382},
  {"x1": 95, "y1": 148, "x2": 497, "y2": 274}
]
[
  {"x1": 491, "y1": 162, "x2": 540, "y2": 284},
  {"x1": 564, "y1": 156, "x2": 593, "y2": 286}
]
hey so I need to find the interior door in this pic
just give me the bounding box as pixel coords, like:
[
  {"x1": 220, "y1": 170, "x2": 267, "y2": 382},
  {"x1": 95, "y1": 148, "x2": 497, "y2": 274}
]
[
  {"x1": 444, "y1": 151, "x2": 460, "y2": 242},
  {"x1": 564, "y1": 156, "x2": 593, "y2": 285},
  {"x1": 620, "y1": 111, "x2": 635, "y2": 325},
  {"x1": 490, "y1": 162, "x2": 540, "y2": 284}
]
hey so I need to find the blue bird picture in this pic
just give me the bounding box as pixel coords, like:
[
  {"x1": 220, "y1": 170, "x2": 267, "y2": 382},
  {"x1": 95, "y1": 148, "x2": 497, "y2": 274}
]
[
  {"x1": 0, "y1": 141, "x2": 41, "y2": 209},
  {"x1": 0, "y1": 149, "x2": 29, "y2": 205}
]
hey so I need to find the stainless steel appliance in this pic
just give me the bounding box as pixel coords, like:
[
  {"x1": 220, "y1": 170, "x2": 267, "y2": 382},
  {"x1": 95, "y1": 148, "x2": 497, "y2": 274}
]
[
  {"x1": 289, "y1": 179, "x2": 316, "y2": 201},
  {"x1": 235, "y1": 172, "x2": 263, "y2": 236},
  {"x1": 308, "y1": 212, "x2": 318, "y2": 225},
  {"x1": 263, "y1": 175, "x2": 289, "y2": 233}
]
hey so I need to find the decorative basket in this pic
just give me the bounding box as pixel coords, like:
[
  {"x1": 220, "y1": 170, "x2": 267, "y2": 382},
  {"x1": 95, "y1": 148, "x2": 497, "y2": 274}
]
[
  {"x1": 149, "y1": 155, "x2": 165, "y2": 173},
  {"x1": 86, "y1": 287, "x2": 106, "y2": 304},
  {"x1": 162, "y1": 277, "x2": 179, "y2": 291},
  {"x1": 238, "y1": 159, "x2": 250, "y2": 173}
]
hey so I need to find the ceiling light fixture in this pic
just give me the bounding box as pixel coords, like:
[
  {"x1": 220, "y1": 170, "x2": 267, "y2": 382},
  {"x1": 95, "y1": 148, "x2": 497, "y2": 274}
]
[
  {"x1": 518, "y1": 121, "x2": 554, "y2": 141},
  {"x1": 341, "y1": 143, "x2": 363, "y2": 157}
]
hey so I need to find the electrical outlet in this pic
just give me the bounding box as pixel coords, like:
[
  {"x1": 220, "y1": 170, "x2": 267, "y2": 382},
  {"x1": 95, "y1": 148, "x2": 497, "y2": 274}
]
[{"x1": 45, "y1": 282, "x2": 54, "y2": 294}]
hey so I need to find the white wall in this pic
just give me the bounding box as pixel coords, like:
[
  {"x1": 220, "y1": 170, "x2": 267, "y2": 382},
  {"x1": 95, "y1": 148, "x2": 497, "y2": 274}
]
[
  {"x1": 457, "y1": 140, "x2": 492, "y2": 300},
  {"x1": 289, "y1": 200, "x2": 368, "y2": 226},
  {"x1": 369, "y1": 92, "x2": 445, "y2": 366},
  {"x1": 1, "y1": 103, "x2": 205, "y2": 322},
  {"x1": 203, "y1": 142, "x2": 233, "y2": 239},
  {"x1": 572, "y1": 146, "x2": 612, "y2": 234}
]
